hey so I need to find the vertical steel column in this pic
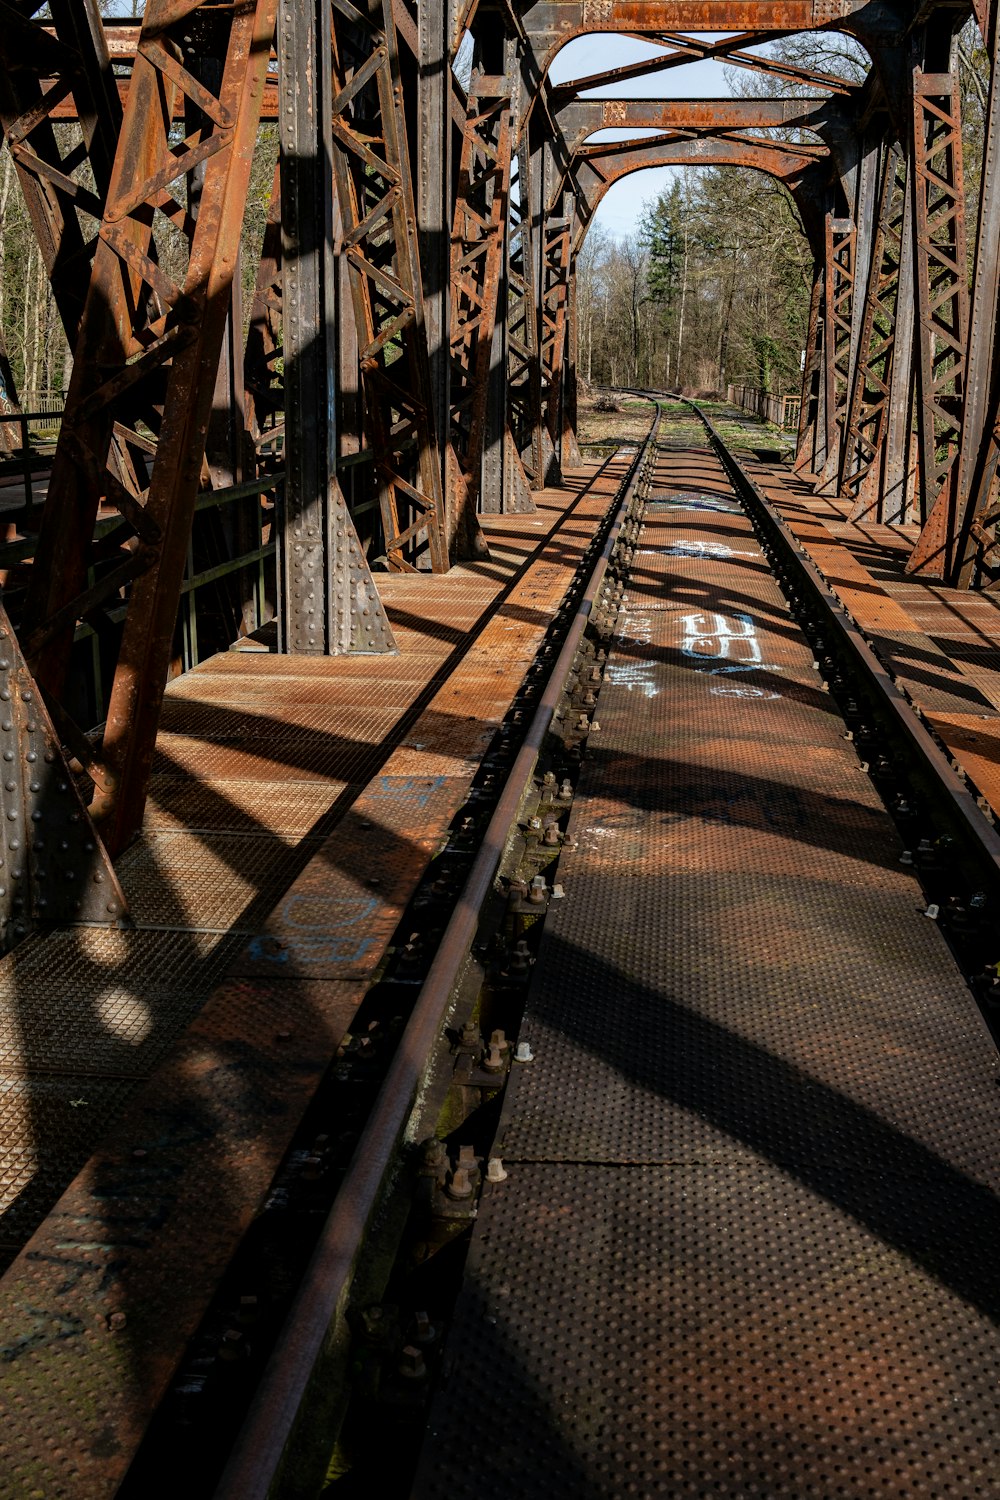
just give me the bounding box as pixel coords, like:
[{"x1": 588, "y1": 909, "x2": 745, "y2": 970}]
[
  {"x1": 564, "y1": 268, "x2": 582, "y2": 466},
  {"x1": 843, "y1": 133, "x2": 881, "y2": 427},
  {"x1": 540, "y1": 208, "x2": 572, "y2": 464},
  {"x1": 329, "y1": 0, "x2": 449, "y2": 571},
  {"x1": 795, "y1": 263, "x2": 824, "y2": 475},
  {"x1": 952, "y1": 1, "x2": 1000, "y2": 585},
  {"x1": 817, "y1": 213, "x2": 856, "y2": 491},
  {"x1": 449, "y1": 68, "x2": 513, "y2": 530},
  {"x1": 906, "y1": 67, "x2": 969, "y2": 576},
  {"x1": 277, "y1": 0, "x2": 394, "y2": 654},
  {"x1": 244, "y1": 162, "x2": 284, "y2": 451},
  {"x1": 842, "y1": 142, "x2": 906, "y2": 516},
  {"x1": 417, "y1": 0, "x2": 452, "y2": 535},
  {"x1": 532, "y1": 135, "x2": 560, "y2": 483},
  {"x1": 506, "y1": 143, "x2": 545, "y2": 491},
  {"x1": 882, "y1": 166, "x2": 918, "y2": 525}
]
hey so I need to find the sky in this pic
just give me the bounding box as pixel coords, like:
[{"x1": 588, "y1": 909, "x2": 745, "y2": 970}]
[{"x1": 548, "y1": 36, "x2": 736, "y2": 240}]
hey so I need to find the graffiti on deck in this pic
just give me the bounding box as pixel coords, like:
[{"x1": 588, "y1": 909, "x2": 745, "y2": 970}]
[
  {"x1": 605, "y1": 661, "x2": 660, "y2": 698},
  {"x1": 679, "y1": 610, "x2": 784, "y2": 684},
  {"x1": 651, "y1": 490, "x2": 741, "y2": 514},
  {"x1": 659, "y1": 540, "x2": 758, "y2": 560}
]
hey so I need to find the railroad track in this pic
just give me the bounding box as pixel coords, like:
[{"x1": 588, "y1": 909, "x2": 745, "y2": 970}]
[
  {"x1": 684, "y1": 397, "x2": 1000, "y2": 1034},
  {"x1": 191, "y1": 392, "x2": 1000, "y2": 1496},
  {"x1": 68, "y1": 399, "x2": 665, "y2": 1500},
  {"x1": 31, "y1": 391, "x2": 999, "y2": 1498}
]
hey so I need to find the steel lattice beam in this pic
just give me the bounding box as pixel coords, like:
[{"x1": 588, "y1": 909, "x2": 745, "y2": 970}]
[
  {"x1": 449, "y1": 71, "x2": 514, "y2": 527},
  {"x1": 278, "y1": 0, "x2": 394, "y2": 654},
  {"x1": 20, "y1": 0, "x2": 279, "y2": 855},
  {"x1": 0, "y1": 0, "x2": 122, "y2": 348},
  {"x1": 506, "y1": 144, "x2": 547, "y2": 490},
  {"x1": 842, "y1": 142, "x2": 907, "y2": 517},
  {"x1": 907, "y1": 68, "x2": 970, "y2": 577},
  {"x1": 329, "y1": 0, "x2": 449, "y2": 572}
]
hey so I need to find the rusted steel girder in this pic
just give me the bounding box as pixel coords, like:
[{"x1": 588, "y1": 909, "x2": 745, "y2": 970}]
[
  {"x1": 449, "y1": 71, "x2": 514, "y2": 528},
  {"x1": 509, "y1": 4, "x2": 893, "y2": 83},
  {"x1": 329, "y1": 0, "x2": 450, "y2": 572},
  {"x1": 906, "y1": 67, "x2": 970, "y2": 577},
  {"x1": 569, "y1": 137, "x2": 824, "y2": 249},
  {"x1": 951, "y1": 0, "x2": 1000, "y2": 584},
  {"x1": 842, "y1": 142, "x2": 907, "y2": 515},
  {"x1": 20, "y1": 0, "x2": 279, "y2": 856},
  {"x1": 796, "y1": 263, "x2": 826, "y2": 474},
  {"x1": 0, "y1": 0, "x2": 122, "y2": 348},
  {"x1": 556, "y1": 95, "x2": 841, "y2": 154},
  {"x1": 278, "y1": 0, "x2": 394, "y2": 654},
  {"x1": 818, "y1": 214, "x2": 857, "y2": 488},
  {"x1": 540, "y1": 210, "x2": 573, "y2": 458},
  {"x1": 507, "y1": 144, "x2": 548, "y2": 490}
]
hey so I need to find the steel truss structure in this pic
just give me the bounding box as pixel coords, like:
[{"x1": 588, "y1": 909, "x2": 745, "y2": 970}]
[{"x1": 0, "y1": 0, "x2": 999, "y2": 935}]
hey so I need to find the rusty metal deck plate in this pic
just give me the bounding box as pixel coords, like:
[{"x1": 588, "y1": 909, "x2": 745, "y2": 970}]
[
  {"x1": 0, "y1": 974, "x2": 365, "y2": 1498},
  {"x1": 227, "y1": 827, "x2": 440, "y2": 980},
  {"x1": 350, "y1": 773, "x2": 472, "y2": 839},
  {"x1": 924, "y1": 712, "x2": 1000, "y2": 816},
  {"x1": 414, "y1": 1164, "x2": 1000, "y2": 1500},
  {"x1": 157, "y1": 698, "x2": 414, "y2": 742},
  {"x1": 152, "y1": 722, "x2": 397, "y2": 783},
  {"x1": 0, "y1": 1075, "x2": 141, "y2": 1258},
  {"x1": 0, "y1": 453, "x2": 632, "y2": 1488},
  {"x1": 0, "y1": 927, "x2": 241, "y2": 1077},
  {"x1": 164, "y1": 669, "x2": 439, "y2": 705},
  {"x1": 414, "y1": 454, "x2": 1000, "y2": 1500},
  {"x1": 144, "y1": 776, "x2": 353, "y2": 836},
  {"x1": 117, "y1": 831, "x2": 318, "y2": 934},
  {"x1": 866, "y1": 630, "x2": 998, "y2": 715}
]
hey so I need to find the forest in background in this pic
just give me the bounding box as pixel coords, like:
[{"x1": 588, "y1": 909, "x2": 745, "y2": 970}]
[
  {"x1": 576, "y1": 20, "x2": 990, "y2": 399},
  {"x1": 0, "y1": 15, "x2": 991, "y2": 410}
]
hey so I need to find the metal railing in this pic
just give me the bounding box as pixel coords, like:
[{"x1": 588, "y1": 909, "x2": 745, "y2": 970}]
[{"x1": 727, "y1": 384, "x2": 801, "y2": 432}]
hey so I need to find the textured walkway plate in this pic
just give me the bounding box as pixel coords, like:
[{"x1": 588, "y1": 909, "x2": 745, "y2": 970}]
[{"x1": 414, "y1": 438, "x2": 1000, "y2": 1500}]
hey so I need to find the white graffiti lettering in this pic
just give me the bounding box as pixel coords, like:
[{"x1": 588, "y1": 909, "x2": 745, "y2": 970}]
[{"x1": 678, "y1": 611, "x2": 784, "y2": 678}]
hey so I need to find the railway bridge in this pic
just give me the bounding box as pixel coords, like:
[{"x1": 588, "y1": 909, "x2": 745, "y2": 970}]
[{"x1": 1, "y1": 2, "x2": 1000, "y2": 1496}]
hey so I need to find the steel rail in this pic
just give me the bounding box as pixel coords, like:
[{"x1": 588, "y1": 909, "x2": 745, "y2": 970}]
[
  {"x1": 213, "y1": 405, "x2": 663, "y2": 1500},
  {"x1": 686, "y1": 398, "x2": 1000, "y2": 877}
]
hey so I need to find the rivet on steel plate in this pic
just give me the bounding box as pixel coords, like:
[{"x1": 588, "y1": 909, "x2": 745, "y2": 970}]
[
  {"x1": 924, "y1": 903, "x2": 940, "y2": 920},
  {"x1": 509, "y1": 939, "x2": 532, "y2": 973},
  {"x1": 481, "y1": 1042, "x2": 506, "y2": 1073},
  {"x1": 219, "y1": 1329, "x2": 247, "y2": 1361},
  {"x1": 420, "y1": 1139, "x2": 448, "y2": 1177},
  {"x1": 410, "y1": 1311, "x2": 438, "y2": 1346},
  {"x1": 398, "y1": 1345, "x2": 427, "y2": 1380},
  {"x1": 551, "y1": 883, "x2": 565, "y2": 900},
  {"x1": 514, "y1": 1040, "x2": 534, "y2": 1063},
  {"x1": 445, "y1": 1165, "x2": 474, "y2": 1200},
  {"x1": 486, "y1": 1157, "x2": 508, "y2": 1183},
  {"x1": 457, "y1": 1020, "x2": 481, "y2": 1051}
]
